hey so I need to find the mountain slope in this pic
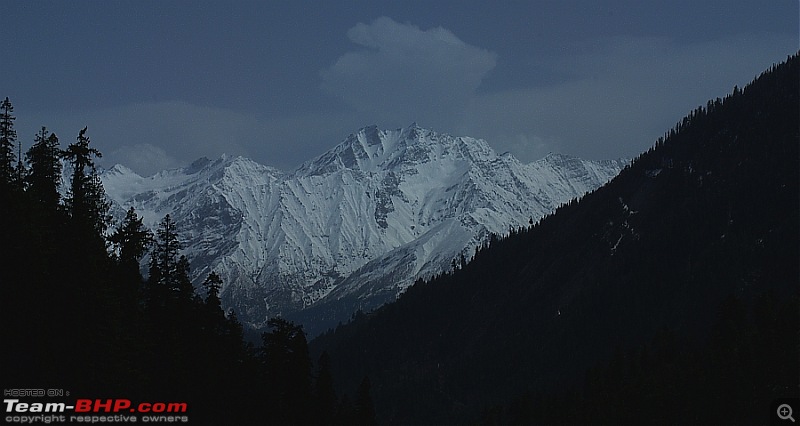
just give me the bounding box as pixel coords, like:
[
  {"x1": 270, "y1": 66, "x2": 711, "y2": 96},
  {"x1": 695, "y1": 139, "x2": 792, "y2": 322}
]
[
  {"x1": 310, "y1": 55, "x2": 799, "y2": 423},
  {"x1": 102, "y1": 125, "x2": 626, "y2": 332}
]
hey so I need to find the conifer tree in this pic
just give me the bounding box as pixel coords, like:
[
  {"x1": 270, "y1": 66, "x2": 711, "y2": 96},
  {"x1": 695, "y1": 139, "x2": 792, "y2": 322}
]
[
  {"x1": 62, "y1": 127, "x2": 110, "y2": 238},
  {"x1": 203, "y1": 271, "x2": 223, "y2": 313},
  {"x1": 224, "y1": 308, "x2": 247, "y2": 354},
  {"x1": 148, "y1": 214, "x2": 182, "y2": 297},
  {"x1": 15, "y1": 135, "x2": 24, "y2": 190},
  {"x1": 109, "y1": 207, "x2": 153, "y2": 269},
  {"x1": 174, "y1": 255, "x2": 195, "y2": 302},
  {"x1": 147, "y1": 215, "x2": 197, "y2": 307},
  {"x1": 0, "y1": 97, "x2": 17, "y2": 188},
  {"x1": 26, "y1": 128, "x2": 62, "y2": 211},
  {"x1": 85, "y1": 171, "x2": 111, "y2": 233},
  {"x1": 105, "y1": 206, "x2": 151, "y2": 315}
]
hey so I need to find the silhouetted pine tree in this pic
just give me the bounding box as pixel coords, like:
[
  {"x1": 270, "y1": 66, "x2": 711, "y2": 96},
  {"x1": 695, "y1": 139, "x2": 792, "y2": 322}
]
[
  {"x1": 109, "y1": 206, "x2": 152, "y2": 306},
  {"x1": 173, "y1": 254, "x2": 195, "y2": 302},
  {"x1": 26, "y1": 128, "x2": 62, "y2": 211},
  {"x1": 0, "y1": 97, "x2": 17, "y2": 188},
  {"x1": 110, "y1": 207, "x2": 153, "y2": 268},
  {"x1": 147, "y1": 214, "x2": 181, "y2": 306},
  {"x1": 62, "y1": 126, "x2": 110, "y2": 247},
  {"x1": 203, "y1": 271, "x2": 224, "y2": 314}
]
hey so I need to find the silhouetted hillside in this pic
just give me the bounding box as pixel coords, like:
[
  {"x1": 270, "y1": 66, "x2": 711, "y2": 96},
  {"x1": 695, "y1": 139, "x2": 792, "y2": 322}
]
[
  {"x1": 311, "y1": 54, "x2": 799, "y2": 424},
  {"x1": 0, "y1": 105, "x2": 372, "y2": 425}
]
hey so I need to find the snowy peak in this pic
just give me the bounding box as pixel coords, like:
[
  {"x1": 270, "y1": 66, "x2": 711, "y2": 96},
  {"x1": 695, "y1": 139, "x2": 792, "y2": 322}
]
[
  {"x1": 297, "y1": 123, "x2": 498, "y2": 176},
  {"x1": 105, "y1": 163, "x2": 140, "y2": 178},
  {"x1": 103, "y1": 154, "x2": 282, "y2": 227},
  {"x1": 102, "y1": 124, "x2": 627, "y2": 331},
  {"x1": 297, "y1": 125, "x2": 387, "y2": 175}
]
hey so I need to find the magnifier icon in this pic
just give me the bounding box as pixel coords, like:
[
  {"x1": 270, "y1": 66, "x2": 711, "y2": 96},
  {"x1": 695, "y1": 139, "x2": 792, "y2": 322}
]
[{"x1": 778, "y1": 404, "x2": 795, "y2": 422}]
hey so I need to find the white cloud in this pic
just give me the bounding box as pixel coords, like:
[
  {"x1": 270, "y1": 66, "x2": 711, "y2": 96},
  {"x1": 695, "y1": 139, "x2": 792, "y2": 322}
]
[
  {"x1": 109, "y1": 143, "x2": 180, "y2": 176},
  {"x1": 320, "y1": 17, "x2": 497, "y2": 125}
]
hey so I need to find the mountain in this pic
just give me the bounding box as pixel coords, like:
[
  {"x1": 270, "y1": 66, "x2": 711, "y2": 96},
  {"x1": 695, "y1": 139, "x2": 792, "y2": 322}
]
[
  {"x1": 101, "y1": 124, "x2": 626, "y2": 334},
  {"x1": 310, "y1": 55, "x2": 799, "y2": 424}
]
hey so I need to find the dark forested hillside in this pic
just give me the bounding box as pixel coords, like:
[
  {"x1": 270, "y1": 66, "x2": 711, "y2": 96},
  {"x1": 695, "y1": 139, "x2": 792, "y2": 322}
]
[
  {"x1": 311, "y1": 54, "x2": 800, "y2": 424},
  {"x1": 0, "y1": 104, "x2": 373, "y2": 425}
]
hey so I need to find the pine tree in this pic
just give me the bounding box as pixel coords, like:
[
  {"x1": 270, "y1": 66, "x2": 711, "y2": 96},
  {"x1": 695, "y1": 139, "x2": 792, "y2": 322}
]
[
  {"x1": 15, "y1": 133, "x2": 24, "y2": 190},
  {"x1": 62, "y1": 127, "x2": 110, "y2": 239},
  {"x1": 224, "y1": 309, "x2": 247, "y2": 353},
  {"x1": 146, "y1": 214, "x2": 198, "y2": 307},
  {"x1": 26, "y1": 128, "x2": 62, "y2": 210},
  {"x1": 109, "y1": 207, "x2": 153, "y2": 269},
  {"x1": 0, "y1": 97, "x2": 17, "y2": 188},
  {"x1": 85, "y1": 171, "x2": 111, "y2": 233},
  {"x1": 174, "y1": 255, "x2": 195, "y2": 302},
  {"x1": 148, "y1": 214, "x2": 182, "y2": 302},
  {"x1": 203, "y1": 271, "x2": 223, "y2": 313}
]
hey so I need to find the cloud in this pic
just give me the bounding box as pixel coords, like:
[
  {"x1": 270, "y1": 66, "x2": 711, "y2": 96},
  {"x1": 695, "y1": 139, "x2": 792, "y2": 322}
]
[
  {"x1": 18, "y1": 99, "x2": 369, "y2": 177},
  {"x1": 458, "y1": 33, "x2": 798, "y2": 163},
  {"x1": 22, "y1": 102, "x2": 258, "y2": 176},
  {"x1": 93, "y1": 32, "x2": 795, "y2": 176},
  {"x1": 73, "y1": 102, "x2": 366, "y2": 176},
  {"x1": 320, "y1": 17, "x2": 497, "y2": 125},
  {"x1": 108, "y1": 143, "x2": 180, "y2": 176},
  {"x1": 319, "y1": 18, "x2": 795, "y2": 166},
  {"x1": 15, "y1": 22, "x2": 794, "y2": 178}
]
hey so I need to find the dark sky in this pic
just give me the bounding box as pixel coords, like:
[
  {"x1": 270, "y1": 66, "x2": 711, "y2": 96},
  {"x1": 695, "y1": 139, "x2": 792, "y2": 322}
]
[{"x1": 2, "y1": 1, "x2": 797, "y2": 175}]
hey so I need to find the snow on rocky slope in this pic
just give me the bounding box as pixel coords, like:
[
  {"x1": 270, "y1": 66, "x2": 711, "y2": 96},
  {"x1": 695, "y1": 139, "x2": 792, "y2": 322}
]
[{"x1": 102, "y1": 123, "x2": 627, "y2": 332}]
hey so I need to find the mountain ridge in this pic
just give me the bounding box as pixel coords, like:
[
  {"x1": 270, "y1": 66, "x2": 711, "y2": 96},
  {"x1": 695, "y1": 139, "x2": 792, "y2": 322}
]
[{"x1": 101, "y1": 124, "x2": 627, "y2": 333}]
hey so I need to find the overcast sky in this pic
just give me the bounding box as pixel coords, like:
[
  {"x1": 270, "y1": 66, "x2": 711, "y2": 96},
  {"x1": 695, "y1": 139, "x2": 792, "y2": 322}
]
[{"x1": 2, "y1": 1, "x2": 797, "y2": 176}]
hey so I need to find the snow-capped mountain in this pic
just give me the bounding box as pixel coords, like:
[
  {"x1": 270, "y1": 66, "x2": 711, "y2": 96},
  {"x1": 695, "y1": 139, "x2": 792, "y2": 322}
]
[{"x1": 102, "y1": 124, "x2": 627, "y2": 333}]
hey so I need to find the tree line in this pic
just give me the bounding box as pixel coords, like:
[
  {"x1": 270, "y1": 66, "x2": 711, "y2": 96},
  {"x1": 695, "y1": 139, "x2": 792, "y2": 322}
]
[{"x1": 0, "y1": 97, "x2": 376, "y2": 425}]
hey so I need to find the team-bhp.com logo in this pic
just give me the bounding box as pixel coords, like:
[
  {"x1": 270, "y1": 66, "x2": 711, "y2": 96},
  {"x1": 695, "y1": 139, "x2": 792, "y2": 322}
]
[{"x1": 4, "y1": 390, "x2": 189, "y2": 424}]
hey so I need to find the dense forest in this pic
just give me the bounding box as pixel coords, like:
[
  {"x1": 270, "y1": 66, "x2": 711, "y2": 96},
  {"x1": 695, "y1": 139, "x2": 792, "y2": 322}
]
[
  {"x1": 311, "y1": 54, "x2": 800, "y2": 424},
  {"x1": 0, "y1": 99, "x2": 375, "y2": 424}
]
